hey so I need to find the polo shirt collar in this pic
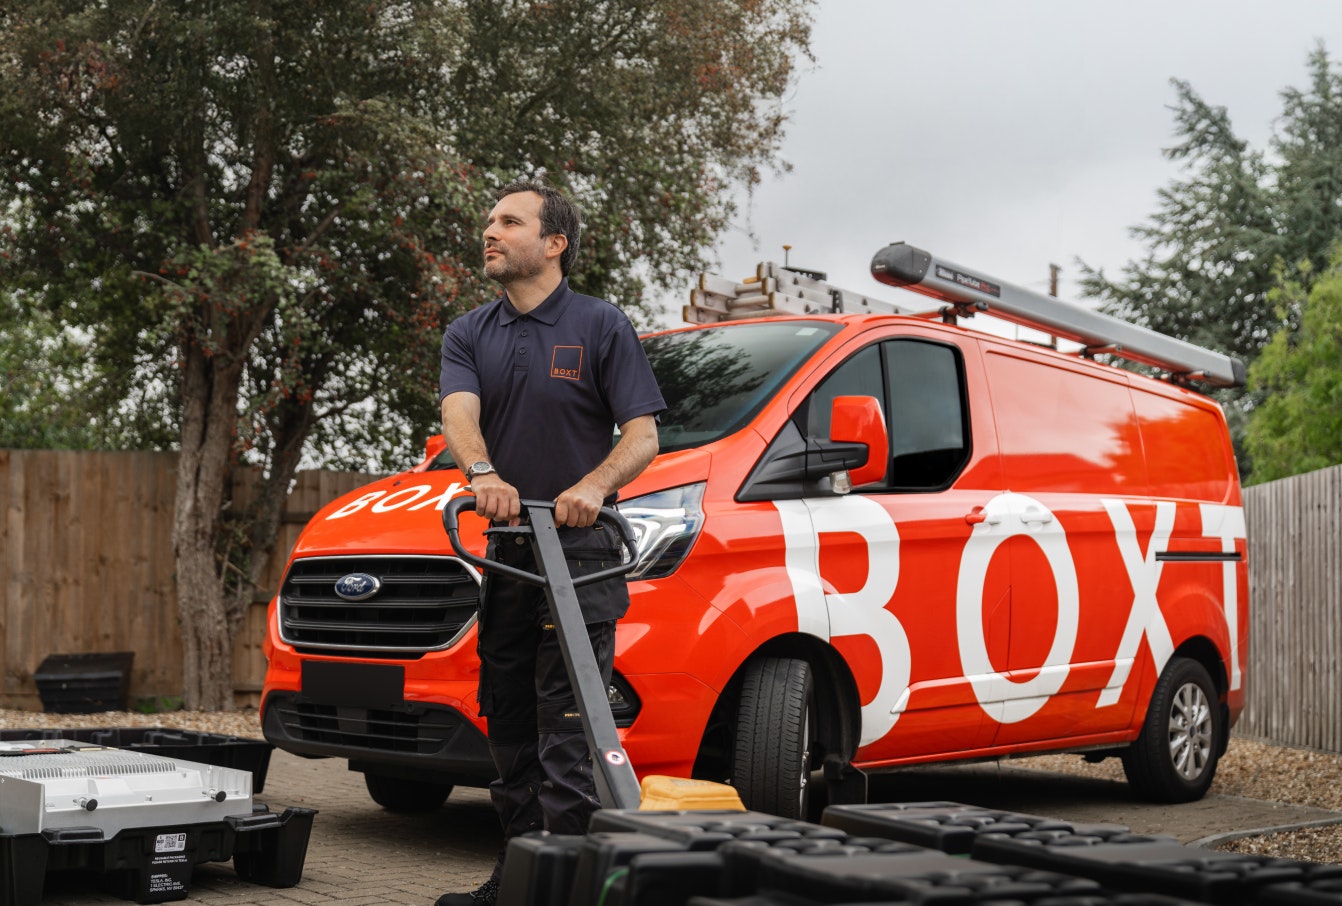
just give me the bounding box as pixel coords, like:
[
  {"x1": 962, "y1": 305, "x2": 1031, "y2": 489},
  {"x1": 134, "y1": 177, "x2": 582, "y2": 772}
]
[{"x1": 498, "y1": 278, "x2": 572, "y2": 325}]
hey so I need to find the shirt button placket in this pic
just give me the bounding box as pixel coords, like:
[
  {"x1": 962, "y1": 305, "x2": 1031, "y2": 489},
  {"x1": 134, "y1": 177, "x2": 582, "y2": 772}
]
[{"x1": 516, "y1": 321, "x2": 529, "y2": 370}]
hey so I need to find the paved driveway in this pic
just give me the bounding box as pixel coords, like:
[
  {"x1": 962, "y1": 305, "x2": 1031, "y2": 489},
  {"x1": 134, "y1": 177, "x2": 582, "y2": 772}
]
[{"x1": 30, "y1": 750, "x2": 1342, "y2": 905}]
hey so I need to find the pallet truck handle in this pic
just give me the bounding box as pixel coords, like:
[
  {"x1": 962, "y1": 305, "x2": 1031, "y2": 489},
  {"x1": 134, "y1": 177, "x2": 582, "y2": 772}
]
[
  {"x1": 441, "y1": 492, "x2": 646, "y2": 811},
  {"x1": 442, "y1": 495, "x2": 640, "y2": 587}
]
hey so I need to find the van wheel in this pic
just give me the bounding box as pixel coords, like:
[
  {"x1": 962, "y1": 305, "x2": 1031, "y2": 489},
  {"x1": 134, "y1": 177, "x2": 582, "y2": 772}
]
[
  {"x1": 1121, "y1": 656, "x2": 1222, "y2": 803},
  {"x1": 732, "y1": 657, "x2": 815, "y2": 819},
  {"x1": 363, "y1": 773, "x2": 453, "y2": 812}
]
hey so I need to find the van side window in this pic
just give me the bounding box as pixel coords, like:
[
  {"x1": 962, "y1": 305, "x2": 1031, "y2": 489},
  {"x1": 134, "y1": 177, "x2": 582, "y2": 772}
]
[
  {"x1": 807, "y1": 345, "x2": 883, "y2": 444},
  {"x1": 803, "y1": 339, "x2": 969, "y2": 492},
  {"x1": 883, "y1": 340, "x2": 969, "y2": 489}
]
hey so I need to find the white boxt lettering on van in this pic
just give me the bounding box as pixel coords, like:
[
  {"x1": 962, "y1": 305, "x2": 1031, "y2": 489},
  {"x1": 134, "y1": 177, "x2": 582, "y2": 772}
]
[
  {"x1": 775, "y1": 497, "x2": 908, "y2": 747},
  {"x1": 408, "y1": 482, "x2": 466, "y2": 511},
  {"x1": 324, "y1": 482, "x2": 467, "y2": 519},
  {"x1": 1200, "y1": 503, "x2": 1248, "y2": 691},
  {"x1": 327, "y1": 490, "x2": 387, "y2": 519},
  {"x1": 1097, "y1": 499, "x2": 1176, "y2": 708},
  {"x1": 778, "y1": 492, "x2": 1246, "y2": 738},
  {"x1": 372, "y1": 485, "x2": 434, "y2": 512},
  {"x1": 957, "y1": 493, "x2": 1078, "y2": 723}
]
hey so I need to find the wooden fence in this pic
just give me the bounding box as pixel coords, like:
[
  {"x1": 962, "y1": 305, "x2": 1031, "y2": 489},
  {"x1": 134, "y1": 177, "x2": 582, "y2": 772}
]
[
  {"x1": 1236, "y1": 462, "x2": 1342, "y2": 752},
  {"x1": 3, "y1": 449, "x2": 1341, "y2": 754},
  {"x1": 0, "y1": 449, "x2": 380, "y2": 711}
]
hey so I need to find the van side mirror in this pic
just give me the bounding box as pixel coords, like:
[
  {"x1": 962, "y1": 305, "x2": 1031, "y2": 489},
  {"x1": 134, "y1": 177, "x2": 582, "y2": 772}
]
[
  {"x1": 424, "y1": 434, "x2": 448, "y2": 462},
  {"x1": 829, "y1": 395, "x2": 888, "y2": 488}
]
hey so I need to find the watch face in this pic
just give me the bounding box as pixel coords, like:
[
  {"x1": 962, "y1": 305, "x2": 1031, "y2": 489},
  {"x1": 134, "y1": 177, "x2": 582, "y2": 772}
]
[{"x1": 468, "y1": 462, "x2": 492, "y2": 477}]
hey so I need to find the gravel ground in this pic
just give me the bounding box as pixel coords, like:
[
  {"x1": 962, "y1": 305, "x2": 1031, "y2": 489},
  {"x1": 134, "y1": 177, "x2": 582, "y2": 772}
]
[{"x1": 3, "y1": 708, "x2": 1340, "y2": 864}]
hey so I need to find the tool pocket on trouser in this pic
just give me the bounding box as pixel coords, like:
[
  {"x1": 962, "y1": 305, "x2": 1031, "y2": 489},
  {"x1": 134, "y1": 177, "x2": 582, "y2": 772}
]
[
  {"x1": 560, "y1": 522, "x2": 632, "y2": 624},
  {"x1": 476, "y1": 525, "x2": 627, "y2": 735},
  {"x1": 475, "y1": 542, "x2": 547, "y2": 739},
  {"x1": 536, "y1": 730, "x2": 601, "y2": 832},
  {"x1": 536, "y1": 618, "x2": 616, "y2": 734}
]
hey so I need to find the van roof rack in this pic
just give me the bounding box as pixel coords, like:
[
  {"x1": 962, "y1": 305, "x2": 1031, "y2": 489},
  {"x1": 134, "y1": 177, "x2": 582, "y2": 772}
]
[{"x1": 685, "y1": 242, "x2": 1245, "y2": 389}]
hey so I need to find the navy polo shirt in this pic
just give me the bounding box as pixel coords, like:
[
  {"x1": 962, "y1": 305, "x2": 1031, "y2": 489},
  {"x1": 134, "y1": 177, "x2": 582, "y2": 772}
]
[{"x1": 439, "y1": 279, "x2": 665, "y2": 503}]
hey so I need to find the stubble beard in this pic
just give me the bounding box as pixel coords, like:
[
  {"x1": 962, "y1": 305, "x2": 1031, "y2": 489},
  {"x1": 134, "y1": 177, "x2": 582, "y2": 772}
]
[{"x1": 484, "y1": 245, "x2": 545, "y2": 287}]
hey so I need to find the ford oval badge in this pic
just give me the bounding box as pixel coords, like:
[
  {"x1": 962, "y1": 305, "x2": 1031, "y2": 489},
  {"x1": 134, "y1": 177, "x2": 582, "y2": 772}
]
[{"x1": 334, "y1": 572, "x2": 381, "y2": 601}]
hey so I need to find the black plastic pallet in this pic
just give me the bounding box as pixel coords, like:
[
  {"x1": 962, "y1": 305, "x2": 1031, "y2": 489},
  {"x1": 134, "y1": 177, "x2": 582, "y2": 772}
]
[
  {"x1": 0, "y1": 727, "x2": 275, "y2": 793},
  {"x1": 971, "y1": 834, "x2": 1342, "y2": 906},
  {"x1": 498, "y1": 802, "x2": 1342, "y2": 906},
  {"x1": 0, "y1": 804, "x2": 316, "y2": 906},
  {"x1": 1254, "y1": 877, "x2": 1342, "y2": 906},
  {"x1": 501, "y1": 812, "x2": 859, "y2": 906},
  {"x1": 686, "y1": 895, "x2": 1209, "y2": 906},
  {"x1": 821, "y1": 801, "x2": 1154, "y2": 854},
  {"x1": 588, "y1": 809, "x2": 847, "y2": 849},
  {"x1": 751, "y1": 844, "x2": 1105, "y2": 905}
]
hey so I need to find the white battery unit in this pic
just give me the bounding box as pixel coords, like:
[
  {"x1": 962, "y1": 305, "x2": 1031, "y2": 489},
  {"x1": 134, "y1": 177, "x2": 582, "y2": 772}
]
[
  {"x1": 0, "y1": 738, "x2": 315, "y2": 906},
  {"x1": 0, "y1": 739, "x2": 252, "y2": 837}
]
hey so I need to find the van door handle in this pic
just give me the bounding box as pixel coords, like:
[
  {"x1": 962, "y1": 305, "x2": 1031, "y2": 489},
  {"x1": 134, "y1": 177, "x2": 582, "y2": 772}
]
[
  {"x1": 1021, "y1": 508, "x2": 1054, "y2": 525},
  {"x1": 965, "y1": 507, "x2": 1001, "y2": 526}
]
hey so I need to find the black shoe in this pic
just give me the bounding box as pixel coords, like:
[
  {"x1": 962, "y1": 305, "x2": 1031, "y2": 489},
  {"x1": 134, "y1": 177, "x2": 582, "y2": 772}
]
[{"x1": 434, "y1": 877, "x2": 499, "y2": 906}]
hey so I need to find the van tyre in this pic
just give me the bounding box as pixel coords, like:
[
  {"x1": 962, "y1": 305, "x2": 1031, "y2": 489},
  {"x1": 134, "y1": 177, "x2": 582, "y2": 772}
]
[
  {"x1": 732, "y1": 657, "x2": 815, "y2": 819},
  {"x1": 363, "y1": 773, "x2": 453, "y2": 812},
  {"x1": 1122, "y1": 656, "x2": 1223, "y2": 803}
]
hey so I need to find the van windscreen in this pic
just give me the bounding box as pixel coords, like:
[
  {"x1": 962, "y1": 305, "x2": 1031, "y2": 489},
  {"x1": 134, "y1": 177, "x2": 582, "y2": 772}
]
[{"x1": 643, "y1": 321, "x2": 840, "y2": 454}]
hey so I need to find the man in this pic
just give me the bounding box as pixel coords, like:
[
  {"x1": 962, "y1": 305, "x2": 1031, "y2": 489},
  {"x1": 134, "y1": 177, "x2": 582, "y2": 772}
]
[{"x1": 435, "y1": 178, "x2": 664, "y2": 906}]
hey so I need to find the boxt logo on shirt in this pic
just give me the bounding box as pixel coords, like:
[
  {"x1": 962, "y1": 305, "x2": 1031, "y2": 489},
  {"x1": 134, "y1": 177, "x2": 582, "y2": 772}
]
[{"x1": 551, "y1": 345, "x2": 584, "y2": 381}]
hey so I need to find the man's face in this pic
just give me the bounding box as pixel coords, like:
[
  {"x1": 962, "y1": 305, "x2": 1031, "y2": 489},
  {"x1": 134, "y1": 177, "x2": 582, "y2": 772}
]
[{"x1": 483, "y1": 191, "x2": 556, "y2": 284}]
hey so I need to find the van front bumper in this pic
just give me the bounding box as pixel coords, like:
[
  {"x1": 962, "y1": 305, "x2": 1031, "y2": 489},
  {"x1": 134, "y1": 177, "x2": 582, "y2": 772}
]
[{"x1": 261, "y1": 691, "x2": 496, "y2": 786}]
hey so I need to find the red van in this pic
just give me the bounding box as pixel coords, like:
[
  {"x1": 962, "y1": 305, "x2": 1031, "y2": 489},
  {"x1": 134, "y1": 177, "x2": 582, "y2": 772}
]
[{"x1": 260, "y1": 244, "x2": 1248, "y2": 817}]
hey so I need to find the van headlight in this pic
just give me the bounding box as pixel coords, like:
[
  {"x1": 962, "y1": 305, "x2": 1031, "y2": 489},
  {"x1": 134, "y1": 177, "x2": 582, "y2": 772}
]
[{"x1": 618, "y1": 483, "x2": 706, "y2": 579}]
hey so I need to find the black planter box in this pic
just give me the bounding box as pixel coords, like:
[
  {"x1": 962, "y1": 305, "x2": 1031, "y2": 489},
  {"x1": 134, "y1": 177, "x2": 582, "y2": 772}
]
[{"x1": 33, "y1": 652, "x2": 135, "y2": 713}]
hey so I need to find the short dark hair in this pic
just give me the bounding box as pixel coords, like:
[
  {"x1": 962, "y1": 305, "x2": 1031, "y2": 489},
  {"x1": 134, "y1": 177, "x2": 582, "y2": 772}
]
[{"x1": 496, "y1": 178, "x2": 583, "y2": 276}]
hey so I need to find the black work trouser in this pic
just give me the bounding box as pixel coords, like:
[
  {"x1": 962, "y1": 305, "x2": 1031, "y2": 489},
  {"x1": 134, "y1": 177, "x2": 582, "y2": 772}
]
[{"x1": 475, "y1": 525, "x2": 628, "y2": 864}]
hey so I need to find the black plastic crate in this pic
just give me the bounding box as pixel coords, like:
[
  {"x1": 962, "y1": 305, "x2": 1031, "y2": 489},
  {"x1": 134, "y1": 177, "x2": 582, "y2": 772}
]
[
  {"x1": 588, "y1": 810, "x2": 846, "y2": 850},
  {"x1": 498, "y1": 833, "x2": 589, "y2": 906},
  {"x1": 33, "y1": 652, "x2": 134, "y2": 713},
  {"x1": 751, "y1": 844, "x2": 1104, "y2": 904},
  {"x1": 0, "y1": 804, "x2": 316, "y2": 906},
  {"x1": 821, "y1": 801, "x2": 1146, "y2": 855},
  {"x1": 0, "y1": 727, "x2": 274, "y2": 793},
  {"x1": 971, "y1": 835, "x2": 1342, "y2": 906}
]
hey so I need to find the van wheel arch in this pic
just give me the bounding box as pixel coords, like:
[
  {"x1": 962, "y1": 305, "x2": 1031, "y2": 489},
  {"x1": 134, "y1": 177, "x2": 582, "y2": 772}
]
[
  {"x1": 691, "y1": 636, "x2": 861, "y2": 794},
  {"x1": 1171, "y1": 636, "x2": 1232, "y2": 757},
  {"x1": 1123, "y1": 650, "x2": 1226, "y2": 803}
]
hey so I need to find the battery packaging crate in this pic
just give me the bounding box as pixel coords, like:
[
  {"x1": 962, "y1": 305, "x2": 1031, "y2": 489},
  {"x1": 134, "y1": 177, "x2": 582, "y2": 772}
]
[
  {"x1": 0, "y1": 727, "x2": 275, "y2": 793},
  {"x1": 0, "y1": 738, "x2": 315, "y2": 905}
]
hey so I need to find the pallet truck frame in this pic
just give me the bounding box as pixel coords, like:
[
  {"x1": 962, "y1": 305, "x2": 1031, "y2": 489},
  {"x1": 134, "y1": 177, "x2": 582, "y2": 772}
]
[{"x1": 442, "y1": 496, "x2": 645, "y2": 811}]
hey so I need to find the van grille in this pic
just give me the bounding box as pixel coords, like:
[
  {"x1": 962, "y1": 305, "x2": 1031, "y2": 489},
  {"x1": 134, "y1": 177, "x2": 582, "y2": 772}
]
[
  {"x1": 278, "y1": 555, "x2": 479, "y2": 655},
  {"x1": 268, "y1": 699, "x2": 457, "y2": 754},
  {"x1": 261, "y1": 693, "x2": 495, "y2": 780}
]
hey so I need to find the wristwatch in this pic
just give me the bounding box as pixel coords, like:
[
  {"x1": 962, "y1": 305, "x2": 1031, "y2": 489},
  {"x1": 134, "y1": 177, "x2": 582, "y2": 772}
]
[{"x1": 465, "y1": 461, "x2": 496, "y2": 481}]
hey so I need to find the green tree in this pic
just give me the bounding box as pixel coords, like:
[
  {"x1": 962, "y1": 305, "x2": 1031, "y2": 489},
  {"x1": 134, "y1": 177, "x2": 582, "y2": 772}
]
[
  {"x1": 1077, "y1": 45, "x2": 1342, "y2": 471},
  {"x1": 0, "y1": 0, "x2": 813, "y2": 709},
  {"x1": 1079, "y1": 80, "x2": 1281, "y2": 363},
  {"x1": 1244, "y1": 253, "x2": 1342, "y2": 483},
  {"x1": 1, "y1": 289, "x2": 103, "y2": 449}
]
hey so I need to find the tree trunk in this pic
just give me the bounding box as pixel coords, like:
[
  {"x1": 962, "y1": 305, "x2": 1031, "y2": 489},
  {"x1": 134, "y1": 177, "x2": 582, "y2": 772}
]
[
  {"x1": 245, "y1": 398, "x2": 316, "y2": 591},
  {"x1": 173, "y1": 339, "x2": 245, "y2": 711}
]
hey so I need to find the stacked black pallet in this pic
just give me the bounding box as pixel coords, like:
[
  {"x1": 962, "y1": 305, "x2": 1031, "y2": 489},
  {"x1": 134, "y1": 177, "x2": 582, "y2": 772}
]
[{"x1": 493, "y1": 803, "x2": 1342, "y2": 906}]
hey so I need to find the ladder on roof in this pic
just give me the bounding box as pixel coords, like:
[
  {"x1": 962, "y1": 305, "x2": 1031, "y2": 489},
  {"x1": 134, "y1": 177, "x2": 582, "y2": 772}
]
[
  {"x1": 685, "y1": 242, "x2": 1246, "y2": 389},
  {"x1": 686, "y1": 260, "x2": 933, "y2": 324}
]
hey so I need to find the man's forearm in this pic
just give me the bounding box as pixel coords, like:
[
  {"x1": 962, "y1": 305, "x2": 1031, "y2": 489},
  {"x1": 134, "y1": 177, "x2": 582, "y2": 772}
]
[
  {"x1": 583, "y1": 415, "x2": 659, "y2": 499},
  {"x1": 440, "y1": 392, "x2": 490, "y2": 469}
]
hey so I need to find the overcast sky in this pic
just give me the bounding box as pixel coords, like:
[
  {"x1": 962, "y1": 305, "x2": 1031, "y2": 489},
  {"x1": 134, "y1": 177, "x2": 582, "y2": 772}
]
[{"x1": 675, "y1": 0, "x2": 1342, "y2": 328}]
